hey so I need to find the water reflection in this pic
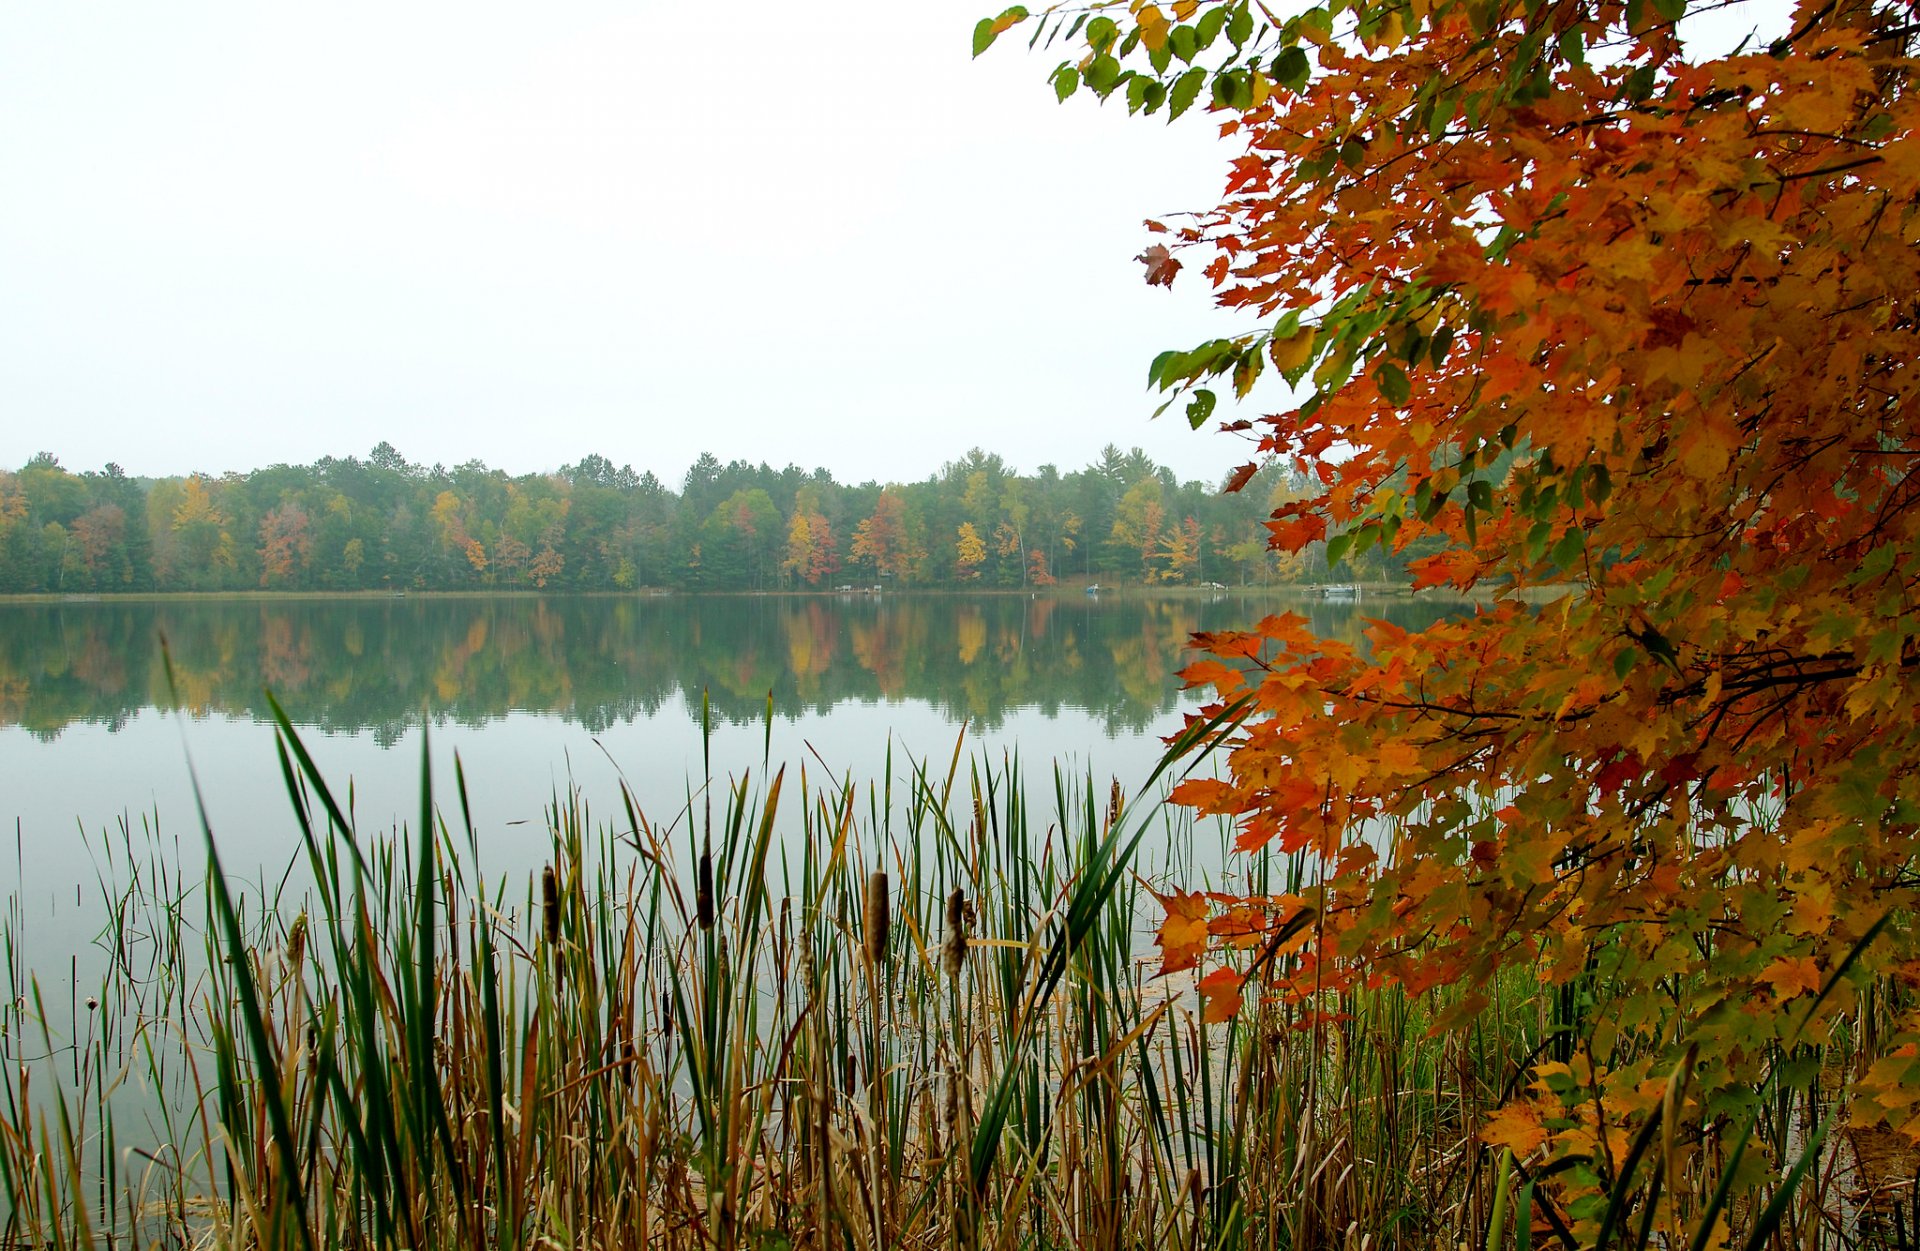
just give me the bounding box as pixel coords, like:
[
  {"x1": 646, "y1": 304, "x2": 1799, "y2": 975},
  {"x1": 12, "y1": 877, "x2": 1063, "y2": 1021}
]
[{"x1": 0, "y1": 592, "x2": 1459, "y2": 741}]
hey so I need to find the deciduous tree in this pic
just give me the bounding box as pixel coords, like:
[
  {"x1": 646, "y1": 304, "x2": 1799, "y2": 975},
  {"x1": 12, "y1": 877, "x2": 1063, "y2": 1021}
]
[{"x1": 983, "y1": 0, "x2": 1920, "y2": 1233}]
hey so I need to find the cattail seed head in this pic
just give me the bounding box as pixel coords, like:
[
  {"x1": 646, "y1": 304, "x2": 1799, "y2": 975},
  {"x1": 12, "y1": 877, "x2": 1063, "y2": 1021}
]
[
  {"x1": 696, "y1": 840, "x2": 715, "y2": 931},
  {"x1": 286, "y1": 910, "x2": 308, "y2": 971},
  {"x1": 942, "y1": 888, "x2": 969, "y2": 980},
  {"x1": 541, "y1": 865, "x2": 560, "y2": 945},
  {"x1": 1106, "y1": 779, "x2": 1124, "y2": 834},
  {"x1": 863, "y1": 871, "x2": 890, "y2": 967}
]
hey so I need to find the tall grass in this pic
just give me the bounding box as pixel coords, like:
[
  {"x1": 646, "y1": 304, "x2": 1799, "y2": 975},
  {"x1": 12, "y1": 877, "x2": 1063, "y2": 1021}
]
[{"x1": 0, "y1": 704, "x2": 1893, "y2": 1249}]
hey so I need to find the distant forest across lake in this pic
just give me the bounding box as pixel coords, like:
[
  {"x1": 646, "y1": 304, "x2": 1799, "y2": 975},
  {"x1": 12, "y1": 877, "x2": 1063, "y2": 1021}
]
[{"x1": 0, "y1": 444, "x2": 1431, "y2": 594}]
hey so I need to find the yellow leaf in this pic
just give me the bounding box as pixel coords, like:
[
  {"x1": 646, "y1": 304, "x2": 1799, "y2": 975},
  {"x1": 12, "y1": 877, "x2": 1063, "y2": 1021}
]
[
  {"x1": 1481, "y1": 1100, "x2": 1548, "y2": 1156},
  {"x1": 1757, "y1": 955, "x2": 1823, "y2": 1001},
  {"x1": 1269, "y1": 327, "x2": 1314, "y2": 373}
]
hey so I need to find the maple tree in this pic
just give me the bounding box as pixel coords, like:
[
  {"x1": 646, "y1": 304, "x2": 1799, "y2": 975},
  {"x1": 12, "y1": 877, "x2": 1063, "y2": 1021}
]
[{"x1": 983, "y1": 0, "x2": 1920, "y2": 1236}]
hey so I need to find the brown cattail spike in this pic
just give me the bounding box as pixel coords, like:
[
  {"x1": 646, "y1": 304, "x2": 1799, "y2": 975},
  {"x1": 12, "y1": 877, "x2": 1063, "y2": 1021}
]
[
  {"x1": 942, "y1": 888, "x2": 969, "y2": 980},
  {"x1": 1106, "y1": 779, "x2": 1124, "y2": 834},
  {"x1": 864, "y1": 871, "x2": 890, "y2": 967},
  {"x1": 542, "y1": 865, "x2": 560, "y2": 945},
  {"x1": 696, "y1": 838, "x2": 715, "y2": 931}
]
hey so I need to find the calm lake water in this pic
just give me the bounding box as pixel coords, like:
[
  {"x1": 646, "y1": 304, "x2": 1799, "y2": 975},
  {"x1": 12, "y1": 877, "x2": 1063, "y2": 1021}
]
[{"x1": 0, "y1": 590, "x2": 1455, "y2": 969}]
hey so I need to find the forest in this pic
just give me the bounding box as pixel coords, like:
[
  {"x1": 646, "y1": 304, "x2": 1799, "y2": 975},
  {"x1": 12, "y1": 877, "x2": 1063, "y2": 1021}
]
[{"x1": 0, "y1": 443, "x2": 1406, "y2": 595}]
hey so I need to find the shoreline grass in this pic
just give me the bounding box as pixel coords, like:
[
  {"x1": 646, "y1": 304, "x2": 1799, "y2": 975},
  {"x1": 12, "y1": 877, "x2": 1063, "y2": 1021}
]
[
  {"x1": 0, "y1": 700, "x2": 1546, "y2": 1251},
  {"x1": 0, "y1": 704, "x2": 1892, "y2": 1249}
]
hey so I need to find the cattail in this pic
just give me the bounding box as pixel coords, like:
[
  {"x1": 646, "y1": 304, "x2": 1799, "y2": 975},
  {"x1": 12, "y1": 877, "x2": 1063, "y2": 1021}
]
[
  {"x1": 541, "y1": 865, "x2": 560, "y2": 945},
  {"x1": 1106, "y1": 778, "x2": 1124, "y2": 834},
  {"x1": 942, "y1": 888, "x2": 969, "y2": 980},
  {"x1": 286, "y1": 909, "x2": 308, "y2": 971},
  {"x1": 863, "y1": 871, "x2": 890, "y2": 967},
  {"x1": 696, "y1": 838, "x2": 715, "y2": 931}
]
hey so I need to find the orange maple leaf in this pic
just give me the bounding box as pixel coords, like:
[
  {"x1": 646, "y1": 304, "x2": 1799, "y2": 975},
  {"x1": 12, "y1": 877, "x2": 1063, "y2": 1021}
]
[
  {"x1": 1198, "y1": 966, "x2": 1245, "y2": 1023},
  {"x1": 1757, "y1": 955, "x2": 1824, "y2": 1001},
  {"x1": 1153, "y1": 889, "x2": 1211, "y2": 974}
]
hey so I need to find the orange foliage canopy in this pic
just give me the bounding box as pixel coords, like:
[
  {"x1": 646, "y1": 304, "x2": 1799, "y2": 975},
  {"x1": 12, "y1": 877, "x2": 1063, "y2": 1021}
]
[{"x1": 984, "y1": 0, "x2": 1920, "y2": 1172}]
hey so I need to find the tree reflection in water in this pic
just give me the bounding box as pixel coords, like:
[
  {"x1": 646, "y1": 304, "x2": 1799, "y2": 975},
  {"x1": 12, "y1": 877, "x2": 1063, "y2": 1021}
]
[{"x1": 0, "y1": 592, "x2": 1460, "y2": 743}]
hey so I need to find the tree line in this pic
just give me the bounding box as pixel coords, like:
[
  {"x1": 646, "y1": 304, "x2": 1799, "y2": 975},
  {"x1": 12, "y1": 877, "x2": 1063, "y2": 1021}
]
[{"x1": 0, "y1": 443, "x2": 1410, "y2": 594}]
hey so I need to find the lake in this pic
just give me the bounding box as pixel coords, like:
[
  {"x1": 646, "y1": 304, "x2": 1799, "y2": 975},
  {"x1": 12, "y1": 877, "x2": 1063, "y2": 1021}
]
[{"x1": 0, "y1": 590, "x2": 1456, "y2": 970}]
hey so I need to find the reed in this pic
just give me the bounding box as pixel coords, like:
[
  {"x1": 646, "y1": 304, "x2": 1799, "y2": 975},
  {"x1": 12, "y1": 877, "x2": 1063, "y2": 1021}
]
[{"x1": 0, "y1": 706, "x2": 1883, "y2": 1250}]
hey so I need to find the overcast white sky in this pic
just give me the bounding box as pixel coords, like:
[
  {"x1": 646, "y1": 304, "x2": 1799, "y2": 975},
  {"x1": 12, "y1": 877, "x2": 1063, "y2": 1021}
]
[
  {"x1": 0, "y1": 3, "x2": 1794, "y2": 490},
  {"x1": 0, "y1": 3, "x2": 1256, "y2": 488}
]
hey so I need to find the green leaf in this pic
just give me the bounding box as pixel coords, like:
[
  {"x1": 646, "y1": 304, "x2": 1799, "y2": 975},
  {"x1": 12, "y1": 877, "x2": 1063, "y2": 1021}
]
[
  {"x1": 972, "y1": 7, "x2": 1029, "y2": 58},
  {"x1": 1196, "y1": 7, "x2": 1228, "y2": 48},
  {"x1": 1468, "y1": 479, "x2": 1493, "y2": 511},
  {"x1": 1273, "y1": 45, "x2": 1311, "y2": 91},
  {"x1": 1169, "y1": 67, "x2": 1208, "y2": 119},
  {"x1": 1085, "y1": 54, "x2": 1123, "y2": 94},
  {"x1": 1053, "y1": 65, "x2": 1080, "y2": 102},
  {"x1": 1186, "y1": 389, "x2": 1218, "y2": 429},
  {"x1": 1126, "y1": 75, "x2": 1152, "y2": 114},
  {"x1": 1086, "y1": 15, "x2": 1119, "y2": 50},
  {"x1": 1558, "y1": 28, "x2": 1586, "y2": 64},
  {"x1": 1377, "y1": 362, "x2": 1412, "y2": 405},
  {"x1": 1613, "y1": 647, "x2": 1638, "y2": 679},
  {"x1": 1148, "y1": 349, "x2": 1183, "y2": 388},
  {"x1": 1227, "y1": 2, "x2": 1254, "y2": 46},
  {"x1": 1340, "y1": 136, "x2": 1366, "y2": 169},
  {"x1": 1149, "y1": 38, "x2": 1174, "y2": 74},
  {"x1": 1144, "y1": 80, "x2": 1168, "y2": 113},
  {"x1": 973, "y1": 18, "x2": 999, "y2": 58},
  {"x1": 1651, "y1": 0, "x2": 1686, "y2": 20},
  {"x1": 1430, "y1": 324, "x2": 1455, "y2": 365},
  {"x1": 1170, "y1": 24, "x2": 1199, "y2": 63},
  {"x1": 1212, "y1": 70, "x2": 1236, "y2": 107},
  {"x1": 1325, "y1": 532, "x2": 1354, "y2": 568},
  {"x1": 1526, "y1": 519, "x2": 1554, "y2": 562},
  {"x1": 1550, "y1": 527, "x2": 1586, "y2": 569}
]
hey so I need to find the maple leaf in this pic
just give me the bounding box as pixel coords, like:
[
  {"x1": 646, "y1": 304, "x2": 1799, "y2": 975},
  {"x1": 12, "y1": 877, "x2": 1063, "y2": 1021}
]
[
  {"x1": 1757, "y1": 956, "x2": 1825, "y2": 1001},
  {"x1": 1136, "y1": 244, "x2": 1182, "y2": 288},
  {"x1": 1153, "y1": 889, "x2": 1211, "y2": 974},
  {"x1": 1480, "y1": 1100, "x2": 1549, "y2": 1157},
  {"x1": 1197, "y1": 966, "x2": 1244, "y2": 1023}
]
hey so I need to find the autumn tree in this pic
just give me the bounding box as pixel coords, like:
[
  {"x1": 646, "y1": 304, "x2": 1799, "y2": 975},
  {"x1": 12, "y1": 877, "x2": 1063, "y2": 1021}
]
[
  {"x1": 257, "y1": 503, "x2": 313, "y2": 589},
  {"x1": 955, "y1": 521, "x2": 989, "y2": 580},
  {"x1": 850, "y1": 488, "x2": 921, "y2": 583},
  {"x1": 782, "y1": 487, "x2": 840, "y2": 586},
  {"x1": 984, "y1": 0, "x2": 1920, "y2": 1237}
]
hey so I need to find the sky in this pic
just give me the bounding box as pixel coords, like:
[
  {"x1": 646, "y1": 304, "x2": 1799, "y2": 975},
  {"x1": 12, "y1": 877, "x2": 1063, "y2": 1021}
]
[
  {"x1": 0, "y1": 3, "x2": 1252, "y2": 489},
  {"x1": 0, "y1": 3, "x2": 1794, "y2": 491}
]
